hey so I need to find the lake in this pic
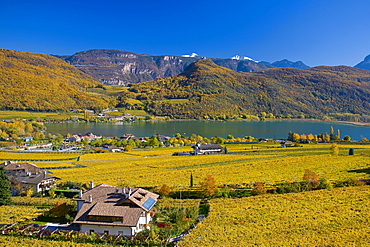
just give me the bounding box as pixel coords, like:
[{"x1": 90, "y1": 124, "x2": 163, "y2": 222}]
[{"x1": 45, "y1": 120, "x2": 370, "y2": 141}]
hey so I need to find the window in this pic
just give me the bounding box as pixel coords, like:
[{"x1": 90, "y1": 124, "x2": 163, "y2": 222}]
[
  {"x1": 118, "y1": 231, "x2": 123, "y2": 235},
  {"x1": 104, "y1": 230, "x2": 109, "y2": 235},
  {"x1": 89, "y1": 230, "x2": 94, "y2": 234}
]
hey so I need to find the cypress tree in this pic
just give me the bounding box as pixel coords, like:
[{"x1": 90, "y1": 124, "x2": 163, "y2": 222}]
[
  {"x1": 330, "y1": 126, "x2": 335, "y2": 135},
  {"x1": 0, "y1": 166, "x2": 12, "y2": 205},
  {"x1": 337, "y1": 129, "x2": 341, "y2": 140},
  {"x1": 190, "y1": 173, "x2": 194, "y2": 187}
]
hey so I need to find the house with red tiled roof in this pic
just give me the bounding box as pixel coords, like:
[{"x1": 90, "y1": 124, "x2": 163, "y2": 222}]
[{"x1": 73, "y1": 183, "x2": 159, "y2": 236}]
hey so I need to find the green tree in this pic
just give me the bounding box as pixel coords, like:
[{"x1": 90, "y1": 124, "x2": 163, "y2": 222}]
[
  {"x1": 49, "y1": 202, "x2": 70, "y2": 217},
  {"x1": 0, "y1": 166, "x2": 12, "y2": 205},
  {"x1": 48, "y1": 186, "x2": 56, "y2": 198},
  {"x1": 147, "y1": 136, "x2": 160, "y2": 147},
  {"x1": 212, "y1": 137, "x2": 224, "y2": 144},
  {"x1": 343, "y1": 135, "x2": 351, "y2": 142},
  {"x1": 287, "y1": 131, "x2": 294, "y2": 141},
  {"x1": 323, "y1": 133, "x2": 331, "y2": 143},
  {"x1": 227, "y1": 134, "x2": 234, "y2": 139}
]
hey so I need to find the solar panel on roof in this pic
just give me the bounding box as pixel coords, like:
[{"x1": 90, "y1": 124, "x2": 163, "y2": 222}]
[{"x1": 142, "y1": 198, "x2": 156, "y2": 210}]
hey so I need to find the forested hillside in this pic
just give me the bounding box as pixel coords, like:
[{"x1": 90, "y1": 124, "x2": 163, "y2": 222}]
[
  {"x1": 58, "y1": 49, "x2": 309, "y2": 85},
  {"x1": 123, "y1": 59, "x2": 370, "y2": 119},
  {"x1": 0, "y1": 49, "x2": 113, "y2": 111}
]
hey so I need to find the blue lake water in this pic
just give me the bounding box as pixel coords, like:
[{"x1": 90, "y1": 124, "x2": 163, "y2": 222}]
[{"x1": 45, "y1": 120, "x2": 370, "y2": 141}]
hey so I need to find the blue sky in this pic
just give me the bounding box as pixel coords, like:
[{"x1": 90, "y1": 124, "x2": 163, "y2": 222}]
[{"x1": 1, "y1": 0, "x2": 370, "y2": 66}]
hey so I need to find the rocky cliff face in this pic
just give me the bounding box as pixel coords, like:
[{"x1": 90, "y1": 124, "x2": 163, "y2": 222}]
[
  {"x1": 58, "y1": 49, "x2": 309, "y2": 85},
  {"x1": 59, "y1": 50, "x2": 199, "y2": 86}
]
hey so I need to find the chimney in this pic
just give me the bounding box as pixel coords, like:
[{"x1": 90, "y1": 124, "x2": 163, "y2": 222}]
[
  {"x1": 88, "y1": 195, "x2": 92, "y2": 203},
  {"x1": 89, "y1": 181, "x2": 94, "y2": 189},
  {"x1": 79, "y1": 190, "x2": 83, "y2": 198},
  {"x1": 129, "y1": 187, "x2": 132, "y2": 196},
  {"x1": 122, "y1": 188, "x2": 126, "y2": 195}
]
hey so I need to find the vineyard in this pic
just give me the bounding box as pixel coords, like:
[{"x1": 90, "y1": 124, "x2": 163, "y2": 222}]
[
  {"x1": 0, "y1": 236, "x2": 109, "y2": 247},
  {"x1": 178, "y1": 186, "x2": 370, "y2": 247},
  {"x1": 45, "y1": 143, "x2": 370, "y2": 187},
  {"x1": 0, "y1": 205, "x2": 45, "y2": 224},
  {"x1": 11, "y1": 196, "x2": 73, "y2": 206},
  {"x1": 1, "y1": 142, "x2": 370, "y2": 246},
  {"x1": 35, "y1": 162, "x2": 78, "y2": 169},
  {"x1": 0, "y1": 151, "x2": 81, "y2": 162}
]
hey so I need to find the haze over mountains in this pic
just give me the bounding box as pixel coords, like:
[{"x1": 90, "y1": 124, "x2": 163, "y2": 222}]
[{"x1": 57, "y1": 49, "x2": 310, "y2": 86}]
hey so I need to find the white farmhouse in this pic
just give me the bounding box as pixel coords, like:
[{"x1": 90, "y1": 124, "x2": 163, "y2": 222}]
[
  {"x1": 192, "y1": 143, "x2": 224, "y2": 155},
  {"x1": 1, "y1": 161, "x2": 58, "y2": 195},
  {"x1": 73, "y1": 184, "x2": 159, "y2": 236}
]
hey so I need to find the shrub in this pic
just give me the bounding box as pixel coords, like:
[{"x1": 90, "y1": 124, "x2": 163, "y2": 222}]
[
  {"x1": 330, "y1": 143, "x2": 339, "y2": 155},
  {"x1": 302, "y1": 169, "x2": 320, "y2": 190},
  {"x1": 276, "y1": 182, "x2": 303, "y2": 194},
  {"x1": 251, "y1": 181, "x2": 267, "y2": 195},
  {"x1": 200, "y1": 175, "x2": 217, "y2": 198},
  {"x1": 317, "y1": 178, "x2": 332, "y2": 190},
  {"x1": 157, "y1": 184, "x2": 171, "y2": 197},
  {"x1": 334, "y1": 178, "x2": 365, "y2": 187}
]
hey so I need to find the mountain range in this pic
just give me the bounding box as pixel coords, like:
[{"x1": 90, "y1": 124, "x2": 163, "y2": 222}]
[
  {"x1": 355, "y1": 54, "x2": 370, "y2": 70},
  {"x1": 57, "y1": 49, "x2": 310, "y2": 85},
  {"x1": 1, "y1": 48, "x2": 370, "y2": 121},
  {"x1": 124, "y1": 59, "x2": 370, "y2": 119}
]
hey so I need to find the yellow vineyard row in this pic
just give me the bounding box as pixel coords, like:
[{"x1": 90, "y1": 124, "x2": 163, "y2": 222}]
[
  {"x1": 51, "y1": 151, "x2": 370, "y2": 187},
  {"x1": 178, "y1": 186, "x2": 370, "y2": 246},
  {"x1": 12, "y1": 196, "x2": 74, "y2": 206},
  {"x1": 0, "y1": 236, "x2": 108, "y2": 247},
  {"x1": 0, "y1": 205, "x2": 45, "y2": 224},
  {"x1": 0, "y1": 152, "x2": 80, "y2": 161}
]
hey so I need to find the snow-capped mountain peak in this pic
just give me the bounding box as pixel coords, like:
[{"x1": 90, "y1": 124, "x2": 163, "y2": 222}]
[
  {"x1": 231, "y1": 55, "x2": 256, "y2": 62},
  {"x1": 182, "y1": 53, "x2": 199, "y2": 58}
]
